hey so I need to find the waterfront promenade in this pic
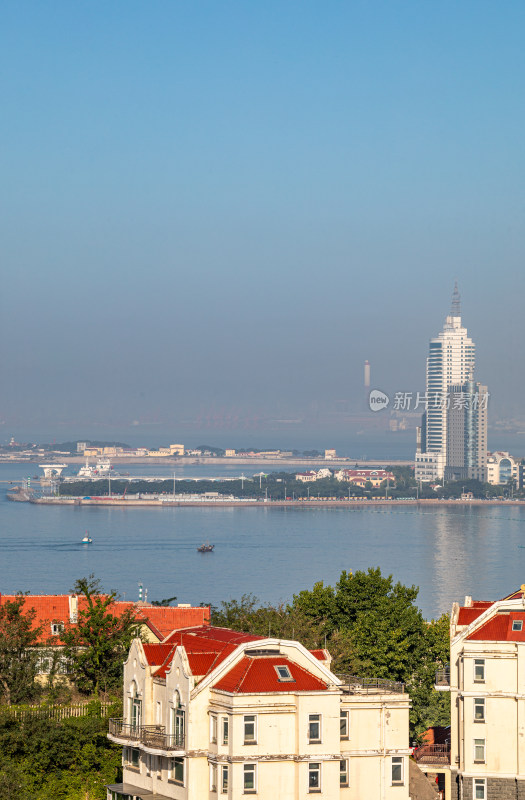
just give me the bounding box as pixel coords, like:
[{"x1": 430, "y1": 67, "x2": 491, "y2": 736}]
[{"x1": 25, "y1": 496, "x2": 525, "y2": 508}]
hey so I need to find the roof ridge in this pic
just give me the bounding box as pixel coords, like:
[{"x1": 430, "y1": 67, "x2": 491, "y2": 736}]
[{"x1": 234, "y1": 657, "x2": 254, "y2": 692}]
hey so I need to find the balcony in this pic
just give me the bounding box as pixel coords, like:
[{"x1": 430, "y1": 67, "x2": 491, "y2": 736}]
[
  {"x1": 434, "y1": 667, "x2": 451, "y2": 691},
  {"x1": 413, "y1": 743, "x2": 451, "y2": 766},
  {"x1": 108, "y1": 719, "x2": 185, "y2": 751},
  {"x1": 337, "y1": 675, "x2": 405, "y2": 694}
]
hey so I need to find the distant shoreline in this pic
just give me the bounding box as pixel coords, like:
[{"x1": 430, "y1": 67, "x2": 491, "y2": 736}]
[
  {"x1": 1, "y1": 456, "x2": 412, "y2": 468},
  {"x1": 19, "y1": 497, "x2": 525, "y2": 509}
]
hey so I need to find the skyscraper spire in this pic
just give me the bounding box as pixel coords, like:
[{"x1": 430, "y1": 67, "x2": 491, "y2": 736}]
[{"x1": 451, "y1": 281, "x2": 461, "y2": 317}]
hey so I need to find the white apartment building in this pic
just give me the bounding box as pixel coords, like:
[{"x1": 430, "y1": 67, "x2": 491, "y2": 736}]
[
  {"x1": 448, "y1": 588, "x2": 525, "y2": 800},
  {"x1": 415, "y1": 284, "x2": 481, "y2": 482},
  {"x1": 107, "y1": 625, "x2": 411, "y2": 800}
]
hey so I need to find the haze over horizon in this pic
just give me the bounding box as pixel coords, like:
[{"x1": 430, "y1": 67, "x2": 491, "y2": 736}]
[{"x1": 2, "y1": 1, "x2": 524, "y2": 431}]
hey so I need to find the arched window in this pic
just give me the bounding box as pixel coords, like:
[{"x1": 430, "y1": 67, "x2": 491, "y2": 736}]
[
  {"x1": 129, "y1": 681, "x2": 142, "y2": 731},
  {"x1": 172, "y1": 690, "x2": 185, "y2": 746}
]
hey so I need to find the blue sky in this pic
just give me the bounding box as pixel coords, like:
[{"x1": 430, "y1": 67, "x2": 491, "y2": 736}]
[{"x1": 1, "y1": 1, "x2": 524, "y2": 430}]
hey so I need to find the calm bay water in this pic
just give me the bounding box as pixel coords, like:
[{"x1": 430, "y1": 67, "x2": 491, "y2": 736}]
[{"x1": 2, "y1": 462, "x2": 525, "y2": 619}]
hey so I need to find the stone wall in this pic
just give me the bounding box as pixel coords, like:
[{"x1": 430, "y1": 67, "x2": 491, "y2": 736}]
[{"x1": 459, "y1": 776, "x2": 525, "y2": 800}]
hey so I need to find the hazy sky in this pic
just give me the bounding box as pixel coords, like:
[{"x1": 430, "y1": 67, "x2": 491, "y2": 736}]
[{"x1": 1, "y1": 1, "x2": 524, "y2": 431}]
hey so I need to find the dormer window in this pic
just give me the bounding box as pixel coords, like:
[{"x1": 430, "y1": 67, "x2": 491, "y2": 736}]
[
  {"x1": 512, "y1": 620, "x2": 523, "y2": 632},
  {"x1": 51, "y1": 622, "x2": 64, "y2": 636},
  {"x1": 275, "y1": 665, "x2": 294, "y2": 682}
]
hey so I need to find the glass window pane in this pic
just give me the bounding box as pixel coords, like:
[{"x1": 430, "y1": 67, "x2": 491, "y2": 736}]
[
  {"x1": 474, "y1": 699, "x2": 485, "y2": 720},
  {"x1": 474, "y1": 780, "x2": 485, "y2": 799},
  {"x1": 392, "y1": 757, "x2": 403, "y2": 783},
  {"x1": 174, "y1": 758, "x2": 184, "y2": 783},
  {"x1": 309, "y1": 763, "x2": 320, "y2": 788},
  {"x1": 244, "y1": 764, "x2": 255, "y2": 790},
  {"x1": 309, "y1": 714, "x2": 321, "y2": 741}
]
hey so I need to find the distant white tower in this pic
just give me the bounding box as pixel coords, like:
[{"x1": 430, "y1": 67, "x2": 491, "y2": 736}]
[
  {"x1": 415, "y1": 283, "x2": 484, "y2": 482},
  {"x1": 364, "y1": 360, "x2": 370, "y2": 390}
]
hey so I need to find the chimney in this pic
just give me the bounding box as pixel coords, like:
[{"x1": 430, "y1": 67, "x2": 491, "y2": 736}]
[
  {"x1": 69, "y1": 594, "x2": 78, "y2": 624},
  {"x1": 464, "y1": 595, "x2": 473, "y2": 608}
]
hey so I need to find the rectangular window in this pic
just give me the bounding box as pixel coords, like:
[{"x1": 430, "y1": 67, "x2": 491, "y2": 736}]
[
  {"x1": 474, "y1": 779, "x2": 486, "y2": 799},
  {"x1": 340, "y1": 758, "x2": 349, "y2": 787},
  {"x1": 244, "y1": 715, "x2": 257, "y2": 744},
  {"x1": 308, "y1": 714, "x2": 321, "y2": 743},
  {"x1": 474, "y1": 658, "x2": 485, "y2": 682},
  {"x1": 244, "y1": 763, "x2": 256, "y2": 792},
  {"x1": 340, "y1": 710, "x2": 349, "y2": 740},
  {"x1": 221, "y1": 765, "x2": 229, "y2": 793},
  {"x1": 222, "y1": 716, "x2": 229, "y2": 745},
  {"x1": 391, "y1": 756, "x2": 404, "y2": 784},
  {"x1": 210, "y1": 762, "x2": 217, "y2": 792},
  {"x1": 513, "y1": 620, "x2": 523, "y2": 631},
  {"x1": 275, "y1": 664, "x2": 294, "y2": 681},
  {"x1": 130, "y1": 748, "x2": 140, "y2": 768},
  {"x1": 308, "y1": 762, "x2": 321, "y2": 792},
  {"x1": 474, "y1": 739, "x2": 485, "y2": 762},
  {"x1": 173, "y1": 757, "x2": 184, "y2": 785},
  {"x1": 474, "y1": 698, "x2": 485, "y2": 722},
  {"x1": 210, "y1": 714, "x2": 218, "y2": 744}
]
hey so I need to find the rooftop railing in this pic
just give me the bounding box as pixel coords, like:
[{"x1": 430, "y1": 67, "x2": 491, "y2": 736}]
[
  {"x1": 435, "y1": 667, "x2": 451, "y2": 689},
  {"x1": 108, "y1": 719, "x2": 185, "y2": 750},
  {"x1": 413, "y1": 743, "x2": 451, "y2": 765},
  {"x1": 337, "y1": 675, "x2": 405, "y2": 694}
]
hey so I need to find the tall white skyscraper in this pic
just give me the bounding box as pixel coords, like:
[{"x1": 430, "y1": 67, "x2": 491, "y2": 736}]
[{"x1": 415, "y1": 284, "x2": 486, "y2": 482}]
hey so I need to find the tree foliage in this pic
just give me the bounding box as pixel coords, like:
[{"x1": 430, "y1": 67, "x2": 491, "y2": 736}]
[
  {"x1": 61, "y1": 576, "x2": 140, "y2": 696},
  {"x1": 212, "y1": 568, "x2": 450, "y2": 738},
  {"x1": 0, "y1": 709, "x2": 120, "y2": 800},
  {"x1": 0, "y1": 594, "x2": 43, "y2": 706}
]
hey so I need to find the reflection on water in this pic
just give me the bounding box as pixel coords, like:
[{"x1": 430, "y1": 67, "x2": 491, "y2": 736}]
[{"x1": 2, "y1": 464, "x2": 525, "y2": 618}]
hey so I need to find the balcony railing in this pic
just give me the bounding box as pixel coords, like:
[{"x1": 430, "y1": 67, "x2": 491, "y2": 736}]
[
  {"x1": 413, "y1": 743, "x2": 451, "y2": 765},
  {"x1": 108, "y1": 719, "x2": 185, "y2": 750},
  {"x1": 337, "y1": 675, "x2": 405, "y2": 694},
  {"x1": 434, "y1": 667, "x2": 451, "y2": 689}
]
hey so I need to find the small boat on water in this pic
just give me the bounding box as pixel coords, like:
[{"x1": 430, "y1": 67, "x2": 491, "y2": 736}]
[
  {"x1": 81, "y1": 534, "x2": 93, "y2": 544},
  {"x1": 197, "y1": 542, "x2": 214, "y2": 553}
]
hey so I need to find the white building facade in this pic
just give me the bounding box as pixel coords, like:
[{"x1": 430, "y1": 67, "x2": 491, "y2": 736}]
[
  {"x1": 107, "y1": 625, "x2": 411, "y2": 800},
  {"x1": 448, "y1": 589, "x2": 525, "y2": 800},
  {"x1": 415, "y1": 284, "x2": 486, "y2": 482}
]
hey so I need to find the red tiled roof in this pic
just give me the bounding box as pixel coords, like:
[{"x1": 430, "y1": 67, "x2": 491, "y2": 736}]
[
  {"x1": 467, "y1": 612, "x2": 525, "y2": 642},
  {"x1": 0, "y1": 595, "x2": 70, "y2": 644},
  {"x1": 457, "y1": 602, "x2": 492, "y2": 626},
  {"x1": 187, "y1": 652, "x2": 223, "y2": 676},
  {"x1": 309, "y1": 649, "x2": 327, "y2": 661},
  {"x1": 503, "y1": 589, "x2": 525, "y2": 601},
  {"x1": 0, "y1": 594, "x2": 208, "y2": 646},
  {"x1": 213, "y1": 656, "x2": 329, "y2": 694},
  {"x1": 164, "y1": 625, "x2": 262, "y2": 645},
  {"x1": 143, "y1": 643, "x2": 176, "y2": 666},
  {"x1": 421, "y1": 726, "x2": 451, "y2": 746},
  {"x1": 137, "y1": 607, "x2": 210, "y2": 637}
]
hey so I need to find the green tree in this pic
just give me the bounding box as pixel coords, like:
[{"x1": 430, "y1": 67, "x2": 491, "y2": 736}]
[
  {"x1": 61, "y1": 575, "x2": 141, "y2": 696},
  {"x1": 213, "y1": 569, "x2": 451, "y2": 739},
  {"x1": 0, "y1": 594, "x2": 43, "y2": 705}
]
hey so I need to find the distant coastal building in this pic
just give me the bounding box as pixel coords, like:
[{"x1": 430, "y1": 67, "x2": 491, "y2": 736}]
[
  {"x1": 444, "y1": 380, "x2": 488, "y2": 482},
  {"x1": 486, "y1": 451, "x2": 524, "y2": 487},
  {"x1": 334, "y1": 469, "x2": 395, "y2": 488},
  {"x1": 415, "y1": 284, "x2": 488, "y2": 482},
  {"x1": 296, "y1": 469, "x2": 332, "y2": 483}
]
